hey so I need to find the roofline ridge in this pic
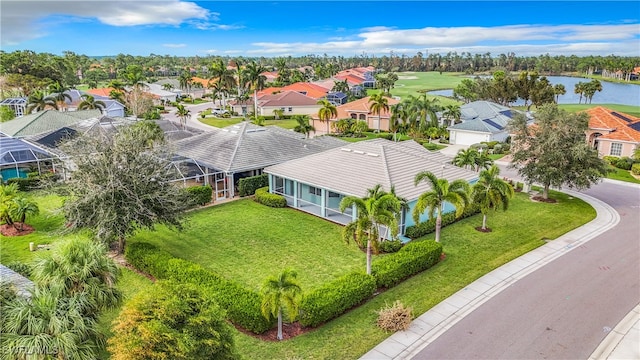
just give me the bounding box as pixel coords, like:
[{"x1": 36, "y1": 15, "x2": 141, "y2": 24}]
[
  {"x1": 379, "y1": 143, "x2": 393, "y2": 190},
  {"x1": 227, "y1": 121, "x2": 248, "y2": 171}
]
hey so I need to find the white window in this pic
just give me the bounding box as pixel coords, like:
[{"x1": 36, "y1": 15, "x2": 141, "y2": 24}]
[
  {"x1": 308, "y1": 186, "x2": 321, "y2": 196},
  {"x1": 610, "y1": 143, "x2": 622, "y2": 156},
  {"x1": 288, "y1": 107, "x2": 293, "y2": 112}
]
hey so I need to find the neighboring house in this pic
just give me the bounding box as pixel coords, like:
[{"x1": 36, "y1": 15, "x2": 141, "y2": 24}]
[
  {"x1": 326, "y1": 91, "x2": 348, "y2": 106},
  {"x1": 172, "y1": 122, "x2": 347, "y2": 201},
  {"x1": 142, "y1": 83, "x2": 178, "y2": 102},
  {"x1": 0, "y1": 134, "x2": 59, "y2": 181},
  {"x1": 447, "y1": 101, "x2": 525, "y2": 146},
  {"x1": 264, "y1": 138, "x2": 478, "y2": 239},
  {"x1": 334, "y1": 66, "x2": 377, "y2": 88},
  {"x1": 0, "y1": 97, "x2": 27, "y2": 117},
  {"x1": 310, "y1": 96, "x2": 400, "y2": 135},
  {"x1": 154, "y1": 79, "x2": 182, "y2": 95},
  {"x1": 585, "y1": 106, "x2": 640, "y2": 157},
  {"x1": 261, "y1": 71, "x2": 279, "y2": 83},
  {"x1": 258, "y1": 82, "x2": 329, "y2": 100},
  {"x1": 0, "y1": 109, "x2": 102, "y2": 138},
  {"x1": 230, "y1": 90, "x2": 322, "y2": 117},
  {"x1": 69, "y1": 89, "x2": 126, "y2": 117}
]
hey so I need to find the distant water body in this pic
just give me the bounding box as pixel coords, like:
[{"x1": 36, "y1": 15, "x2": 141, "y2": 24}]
[{"x1": 428, "y1": 76, "x2": 640, "y2": 107}]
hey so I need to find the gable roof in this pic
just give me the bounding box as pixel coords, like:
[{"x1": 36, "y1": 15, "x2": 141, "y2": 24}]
[
  {"x1": 0, "y1": 109, "x2": 102, "y2": 137},
  {"x1": 86, "y1": 88, "x2": 116, "y2": 98},
  {"x1": 586, "y1": 106, "x2": 640, "y2": 143},
  {"x1": 172, "y1": 122, "x2": 347, "y2": 173},
  {"x1": 449, "y1": 101, "x2": 522, "y2": 134},
  {"x1": 265, "y1": 138, "x2": 478, "y2": 200},
  {"x1": 258, "y1": 91, "x2": 319, "y2": 107}
]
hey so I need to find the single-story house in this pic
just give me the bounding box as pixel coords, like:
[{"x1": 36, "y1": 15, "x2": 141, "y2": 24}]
[
  {"x1": 230, "y1": 90, "x2": 322, "y2": 117},
  {"x1": 172, "y1": 122, "x2": 348, "y2": 200},
  {"x1": 310, "y1": 96, "x2": 400, "y2": 135},
  {"x1": 67, "y1": 89, "x2": 125, "y2": 117},
  {"x1": 264, "y1": 138, "x2": 478, "y2": 239},
  {"x1": 447, "y1": 101, "x2": 525, "y2": 146},
  {"x1": 585, "y1": 106, "x2": 640, "y2": 158}
]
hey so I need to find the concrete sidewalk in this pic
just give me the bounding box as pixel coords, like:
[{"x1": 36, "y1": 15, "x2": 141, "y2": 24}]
[
  {"x1": 589, "y1": 304, "x2": 640, "y2": 360},
  {"x1": 361, "y1": 189, "x2": 625, "y2": 359}
]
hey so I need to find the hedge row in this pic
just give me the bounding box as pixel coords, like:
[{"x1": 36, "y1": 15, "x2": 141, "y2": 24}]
[
  {"x1": 238, "y1": 174, "x2": 268, "y2": 197},
  {"x1": 254, "y1": 186, "x2": 287, "y2": 208},
  {"x1": 632, "y1": 163, "x2": 640, "y2": 175},
  {"x1": 186, "y1": 185, "x2": 212, "y2": 206},
  {"x1": 371, "y1": 240, "x2": 442, "y2": 288},
  {"x1": 299, "y1": 272, "x2": 376, "y2": 327},
  {"x1": 405, "y1": 204, "x2": 480, "y2": 239},
  {"x1": 125, "y1": 243, "x2": 274, "y2": 334}
]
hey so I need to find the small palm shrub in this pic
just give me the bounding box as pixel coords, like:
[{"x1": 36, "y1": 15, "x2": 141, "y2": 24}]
[{"x1": 376, "y1": 300, "x2": 413, "y2": 332}]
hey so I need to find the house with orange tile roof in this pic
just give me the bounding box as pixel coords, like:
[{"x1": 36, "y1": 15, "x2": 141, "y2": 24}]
[
  {"x1": 310, "y1": 96, "x2": 399, "y2": 135},
  {"x1": 86, "y1": 88, "x2": 116, "y2": 98},
  {"x1": 257, "y1": 82, "x2": 329, "y2": 100},
  {"x1": 190, "y1": 77, "x2": 211, "y2": 88},
  {"x1": 585, "y1": 106, "x2": 640, "y2": 157},
  {"x1": 261, "y1": 71, "x2": 279, "y2": 83},
  {"x1": 229, "y1": 90, "x2": 321, "y2": 117}
]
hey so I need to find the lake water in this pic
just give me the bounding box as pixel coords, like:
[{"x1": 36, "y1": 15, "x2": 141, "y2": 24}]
[{"x1": 427, "y1": 76, "x2": 640, "y2": 106}]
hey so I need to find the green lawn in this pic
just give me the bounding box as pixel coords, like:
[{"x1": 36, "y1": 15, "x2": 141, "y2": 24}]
[
  {"x1": 199, "y1": 117, "x2": 298, "y2": 130},
  {"x1": 606, "y1": 166, "x2": 640, "y2": 184},
  {"x1": 513, "y1": 104, "x2": 640, "y2": 118},
  {"x1": 368, "y1": 71, "x2": 466, "y2": 105},
  {"x1": 489, "y1": 153, "x2": 506, "y2": 160},
  {"x1": 129, "y1": 200, "x2": 364, "y2": 290},
  {"x1": 234, "y1": 191, "x2": 595, "y2": 359}
]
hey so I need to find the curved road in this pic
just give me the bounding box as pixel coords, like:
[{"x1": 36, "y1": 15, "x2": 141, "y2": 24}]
[{"x1": 413, "y1": 179, "x2": 640, "y2": 359}]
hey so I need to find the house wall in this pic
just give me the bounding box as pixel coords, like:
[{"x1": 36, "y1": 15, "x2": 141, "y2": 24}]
[
  {"x1": 367, "y1": 116, "x2": 390, "y2": 132},
  {"x1": 597, "y1": 140, "x2": 638, "y2": 157},
  {"x1": 450, "y1": 130, "x2": 491, "y2": 146},
  {"x1": 259, "y1": 105, "x2": 321, "y2": 116},
  {"x1": 404, "y1": 200, "x2": 457, "y2": 228}
]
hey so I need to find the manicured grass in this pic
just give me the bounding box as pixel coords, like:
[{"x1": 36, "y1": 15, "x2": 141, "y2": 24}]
[
  {"x1": 336, "y1": 132, "x2": 413, "y2": 143},
  {"x1": 558, "y1": 104, "x2": 640, "y2": 117},
  {"x1": 129, "y1": 199, "x2": 364, "y2": 290},
  {"x1": 264, "y1": 119, "x2": 298, "y2": 129},
  {"x1": 605, "y1": 166, "x2": 640, "y2": 184},
  {"x1": 489, "y1": 153, "x2": 506, "y2": 160},
  {"x1": 198, "y1": 117, "x2": 299, "y2": 130},
  {"x1": 233, "y1": 191, "x2": 595, "y2": 359},
  {"x1": 368, "y1": 71, "x2": 466, "y2": 105}
]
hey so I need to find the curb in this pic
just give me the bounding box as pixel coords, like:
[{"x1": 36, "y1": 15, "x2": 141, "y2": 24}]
[
  {"x1": 588, "y1": 303, "x2": 640, "y2": 360},
  {"x1": 361, "y1": 189, "x2": 620, "y2": 360}
]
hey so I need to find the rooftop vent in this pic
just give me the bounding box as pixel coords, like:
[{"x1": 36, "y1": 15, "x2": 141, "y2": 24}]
[
  {"x1": 366, "y1": 153, "x2": 379, "y2": 157},
  {"x1": 353, "y1": 150, "x2": 365, "y2": 155},
  {"x1": 340, "y1": 148, "x2": 352, "y2": 152}
]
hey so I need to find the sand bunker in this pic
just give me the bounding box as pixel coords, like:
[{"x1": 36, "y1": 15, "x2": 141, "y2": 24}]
[{"x1": 398, "y1": 76, "x2": 418, "y2": 80}]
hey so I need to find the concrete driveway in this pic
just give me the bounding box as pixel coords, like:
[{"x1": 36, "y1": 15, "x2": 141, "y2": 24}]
[{"x1": 438, "y1": 143, "x2": 467, "y2": 157}]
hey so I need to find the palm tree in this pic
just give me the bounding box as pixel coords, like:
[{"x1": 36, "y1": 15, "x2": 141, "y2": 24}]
[
  {"x1": 471, "y1": 165, "x2": 514, "y2": 231},
  {"x1": 317, "y1": 99, "x2": 337, "y2": 135},
  {"x1": 0, "y1": 183, "x2": 19, "y2": 227},
  {"x1": 48, "y1": 81, "x2": 72, "y2": 111},
  {"x1": 78, "y1": 94, "x2": 106, "y2": 111},
  {"x1": 273, "y1": 108, "x2": 284, "y2": 120},
  {"x1": 107, "y1": 79, "x2": 126, "y2": 93},
  {"x1": 574, "y1": 82, "x2": 585, "y2": 104},
  {"x1": 443, "y1": 104, "x2": 461, "y2": 127},
  {"x1": 260, "y1": 268, "x2": 302, "y2": 341},
  {"x1": 293, "y1": 115, "x2": 314, "y2": 138},
  {"x1": 390, "y1": 103, "x2": 408, "y2": 141},
  {"x1": 369, "y1": 93, "x2": 390, "y2": 133},
  {"x1": 109, "y1": 89, "x2": 125, "y2": 105},
  {"x1": 175, "y1": 104, "x2": 190, "y2": 129},
  {"x1": 553, "y1": 84, "x2": 566, "y2": 103},
  {"x1": 179, "y1": 71, "x2": 193, "y2": 97},
  {"x1": 453, "y1": 148, "x2": 478, "y2": 170},
  {"x1": 10, "y1": 196, "x2": 39, "y2": 231},
  {"x1": 339, "y1": 184, "x2": 402, "y2": 274},
  {"x1": 474, "y1": 151, "x2": 493, "y2": 172},
  {"x1": 209, "y1": 59, "x2": 236, "y2": 109},
  {"x1": 352, "y1": 120, "x2": 369, "y2": 138},
  {"x1": 244, "y1": 61, "x2": 268, "y2": 119},
  {"x1": 26, "y1": 90, "x2": 58, "y2": 114},
  {"x1": 161, "y1": 83, "x2": 173, "y2": 91},
  {"x1": 413, "y1": 171, "x2": 470, "y2": 243}
]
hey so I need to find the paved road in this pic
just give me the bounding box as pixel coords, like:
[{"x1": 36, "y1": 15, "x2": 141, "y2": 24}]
[
  {"x1": 413, "y1": 179, "x2": 640, "y2": 359},
  {"x1": 162, "y1": 102, "x2": 219, "y2": 132}
]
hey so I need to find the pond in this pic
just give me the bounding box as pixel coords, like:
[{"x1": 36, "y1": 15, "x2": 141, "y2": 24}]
[{"x1": 428, "y1": 76, "x2": 640, "y2": 106}]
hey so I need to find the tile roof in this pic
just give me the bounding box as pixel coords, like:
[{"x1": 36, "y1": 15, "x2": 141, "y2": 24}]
[
  {"x1": 334, "y1": 74, "x2": 365, "y2": 86},
  {"x1": 265, "y1": 138, "x2": 478, "y2": 200},
  {"x1": 258, "y1": 82, "x2": 329, "y2": 100},
  {"x1": 258, "y1": 91, "x2": 319, "y2": 107},
  {"x1": 312, "y1": 96, "x2": 400, "y2": 120},
  {"x1": 172, "y1": 122, "x2": 348, "y2": 173},
  {"x1": 449, "y1": 101, "x2": 522, "y2": 134},
  {"x1": 586, "y1": 106, "x2": 640, "y2": 143},
  {"x1": 190, "y1": 77, "x2": 211, "y2": 87},
  {"x1": 86, "y1": 88, "x2": 116, "y2": 98},
  {"x1": 312, "y1": 79, "x2": 336, "y2": 90},
  {"x1": 0, "y1": 109, "x2": 102, "y2": 137}
]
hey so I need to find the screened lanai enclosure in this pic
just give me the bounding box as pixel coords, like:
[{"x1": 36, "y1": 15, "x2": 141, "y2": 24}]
[
  {"x1": 0, "y1": 135, "x2": 59, "y2": 182},
  {"x1": 168, "y1": 155, "x2": 233, "y2": 201}
]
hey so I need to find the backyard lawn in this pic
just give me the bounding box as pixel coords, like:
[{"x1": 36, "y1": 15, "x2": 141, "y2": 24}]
[{"x1": 199, "y1": 117, "x2": 299, "y2": 130}]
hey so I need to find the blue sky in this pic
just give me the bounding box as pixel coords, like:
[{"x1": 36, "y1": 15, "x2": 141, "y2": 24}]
[{"x1": 2, "y1": 1, "x2": 639, "y2": 57}]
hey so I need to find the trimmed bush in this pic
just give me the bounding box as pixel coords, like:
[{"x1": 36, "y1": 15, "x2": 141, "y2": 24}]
[
  {"x1": 185, "y1": 185, "x2": 212, "y2": 206},
  {"x1": 603, "y1": 155, "x2": 619, "y2": 165},
  {"x1": 238, "y1": 174, "x2": 268, "y2": 197},
  {"x1": 6, "y1": 177, "x2": 39, "y2": 191},
  {"x1": 377, "y1": 133, "x2": 393, "y2": 140},
  {"x1": 125, "y1": 242, "x2": 274, "y2": 334},
  {"x1": 254, "y1": 186, "x2": 287, "y2": 208},
  {"x1": 493, "y1": 143, "x2": 504, "y2": 154},
  {"x1": 299, "y1": 272, "x2": 376, "y2": 327},
  {"x1": 371, "y1": 240, "x2": 442, "y2": 288},
  {"x1": 423, "y1": 142, "x2": 440, "y2": 151},
  {"x1": 615, "y1": 157, "x2": 633, "y2": 170},
  {"x1": 405, "y1": 204, "x2": 480, "y2": 239},
  {"x1": 379, "y1": 239, "x2": 403, "y2": 254},
  {"x1": 632, "y1": 163, "x2": 640, "y2": 175}
]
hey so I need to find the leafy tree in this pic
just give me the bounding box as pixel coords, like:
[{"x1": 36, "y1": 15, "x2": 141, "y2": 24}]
[
  {"x1": 292, "y1": 115, "x2": 314, "y2": 138},
  {"x1": 59, "y1": 123, "x2": 191, "y2": 254},
  {"x1": 260, "y1": 268, "x2": 302, "y2": 341},
  {"x1": 369, "y1": 93, "x2": 390, "y2": 133},
  {"x1": 339, "y1": 184, "x2": 402, "y2": 274},
  {"x1": 509, "y1": 103, "x2": 608, "y2": 200},
  {"x1": 0, "y1": 106, "x2": 16, "y2": 122},
  {"x1": 413, "y1": 171, "x2": 470, "y2": 243},
  {"x1": 25, "y1": 90, "x2": 58, "y2": 114},
  {"x1": 317, "y1": 99, "x2": 337, "y2": 135},
  {"x1": 78, "y1": 94, "x2": 106, "y2": 111},
  {"x1": 453, "y1": 78, "x2": 479, "y2": 103},
  {"x1": 108, "y1": 281, "x2": 238, "y2": 360},
  {"x1": 471, "y1": 165, "x2": 514, "y2": 231}
]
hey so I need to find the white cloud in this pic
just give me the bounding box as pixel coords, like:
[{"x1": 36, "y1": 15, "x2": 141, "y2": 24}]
[
  {"x1": 163, "y1": 43, "x2": 187, "y2": 48},
  {"x1": 1, "y1": 0, "x2": 212, "y2": 45}
]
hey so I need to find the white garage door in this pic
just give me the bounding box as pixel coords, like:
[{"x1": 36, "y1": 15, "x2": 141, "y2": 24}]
[{"x1": 451, "y1": 131, "x2": 488, "y2": 146}]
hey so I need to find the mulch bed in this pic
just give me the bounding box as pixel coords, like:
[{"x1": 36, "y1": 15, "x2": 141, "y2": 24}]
[
  {"x1": 475, "y1": 226, "x2": 493, "y2": 233},
  {"x1": 235, "y1": 321, "x2": 313, "y2": 342},
  {"x1": 0, "y1": 223, "x2": 35, "y2": 237},
  {"x1": 531, "y1": 196, "x2": 558, "y2": 203}
]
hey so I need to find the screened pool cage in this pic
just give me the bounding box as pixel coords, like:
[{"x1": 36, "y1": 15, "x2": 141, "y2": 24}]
[
  {"x1": 0, "y1": 136, "x2": 59, "y2": 182},
  {"x1": 167, "y1": 155, "x2": 233, "y2": 201}
]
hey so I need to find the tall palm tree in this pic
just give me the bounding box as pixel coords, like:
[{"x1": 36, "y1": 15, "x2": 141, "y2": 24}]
[
  {"x1": 443, "y1": 104, "x2": 461, "y2": 127},
  {"x1": 574, "y1": 82, "x2": 585, "y2": 104},
  {"x1": 244, "y1": 61, "x2": 268, "y2": 118},
  {"x1": 26, "y1": 90, "x2": 58, "y2": 114},
  {"x1": 179, "y1": 71, "x2": 193, "y2": 97},
  {"x1": 209, "y1": 59, "x2": 236, "y2": 109},
  {"x1": 390, "y1": 103, "x2": 408, "y2": 141},
  {"x1": 369, "y1": 93, "x2": 390, "y2": 133},
  {"x1": 474, "y1": 150, "x2": 493, "y2": 172},
  {"x1": 553, "y1": 84, "x2": 566, "y2": 103},
  {"x1": 48, "y1": 81, "x2": 72, "y2": 111},
  {"x1": 293, "y1": 115, "x2": 314, "y2": 138},
  {"x1": 471, "y1": 165, "x2": 514, "y2": 231},
  {"x1": 413, "y1": 171, "x2": 470, "y2": 243},
  {"x1": 260, "y1": 268, "x2": 302, "y2": 341},
  {"x1": 10, "y1": 196, "x2": 39, "y2": 231},
  {"x1": 317, "y1": 99, "x2": 337, "y2": 135},
  {"x1": 339, "y1": 184, "x2": 402, "y2": 274},
  {"x1": 107, "y1": 79, "x2": 126, "y2": 93},
  {"x1": 175, "y1": 104, "x2": 190, "y2": 129},
  {"x1": 78, "y1": 94, "x2": 106, "y2": 111},
  {"x1": 452, "y1": 148, "x2": 478, "y2": 170}
]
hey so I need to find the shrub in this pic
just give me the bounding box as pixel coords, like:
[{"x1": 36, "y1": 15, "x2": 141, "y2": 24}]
[
  {"x1": 254, "y1": 187, "x2": 287, "y2": 208},
  {"x1": 423, "y1": 143, "x2": 440, "y2": 151},
  {"x1": 125, "y1": 242, "x2": 274, "y2": 334},
  {"x1": 438, "y1": 138, "x2": 449, "y2": 144},
  {"x1": 405, "y1": 204, "x2": 480, "y2": 239},
  {"x1": 615, "y1": 157, "x2": 633, "y2": 170},
  {"x1": 603, "y1": 155, "x2": 619, "y2": 165},
  {"x1": 238, "y1": 174, "x2": 268, "y2": 197},
  {"x1": 6, "y1": 177, "x2": 39, "y2": 191},
  {"x1": 632, "y1": 163, "x2": 640, "y2": 175},
  {"x1": 5, "y1": 261, "x2": 32, "y2": 278},
  {"x1": 379, "y1": 239, "x2": 403, "y2": 253},
  {"x1": 377, "y1": 133, "x2": 393, "y2": 140},
  {"x1": 299, "y1": 272, "x2": 376, "y2": 327},
  {"x1": 186, "y1": 185, "x2": 212, "y2": 206},
  {"x1": 376, "y1": 300, "x2": 413, "y2": 332},
  {"x1": 371, "y1": 240, "x2": 442, "y2": 288},
  {"x1": 493, "y1": 143, "x2": 504, "y2": 154}
]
